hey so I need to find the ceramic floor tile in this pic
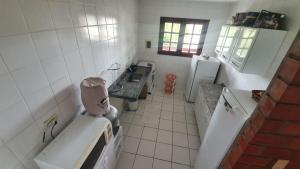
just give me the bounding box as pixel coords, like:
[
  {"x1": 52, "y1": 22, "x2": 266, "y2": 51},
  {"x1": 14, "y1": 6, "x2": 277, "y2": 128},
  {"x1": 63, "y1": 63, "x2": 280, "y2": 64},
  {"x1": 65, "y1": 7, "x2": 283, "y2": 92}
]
[
  {"x1": 154, "y1": 143, "x2": 172, "y2": 161},
  {"x1": 162, "y1": 104, "x2": 173, "y2": 112},
  {"x1": 172, "y1": 146, "x2": 190, "y2": 165},
  {"x1": 159, "y1": 119, "x2": 172, "y2": 131},
  {"x1": 142, "y1": 127, "x2": 158, "y2": 141},
  {"x1": 157, "y1": 130, "x2": 172, "y2": 144},
  {"x1": 173, "y1": 113, "x2": 186, "y2": 123},
  {"x1": 115, "y1": 152, "x2": 135, "y2": 169},
  {"x1": 123, "y1": 136, "x2": 140, "y2": 154},
  {"x1": 186, "y1": 114, "x2": 196, "y2": 124},
  {"x1": 188, "y1": 135, "x2": 201, "y2": 149},
  {"x1": 132, "y1": 155, "x2": 153, "y2": 169},
  {"x1": 122, "y1": 123, "x2": 130, "y2": 135},
  {"x1": 144, "y1": 117, "x2": 159, "y2": 128},
  {"x1": 189, "y1": 149, "x2": 198, "y2": 166},
  {"x1": 173, "y1": 132, "x2": 188, "y2": 147},
  {"x1": 153, "y1": 159, "x2": 171, "y2": 169},
  {"x1": 172, "y1": 163, "x2": 190, "y2": 169},
  {"x1": 132, "y1": 114, "x2": 144, "y2": 126},
  {"x1": 173, "y1": 121, "x2": 187, "y2": 133},
  {"x1": 127, "y1": 125, "x2": 143, "y2": 138},
  {"x1": 161, "y1": 111, "x2": 173, "y2": 120},
  {"x1": 120, "y1": 113, "x2": 134, "y2": 123},
  {"x1": 174, "y1": 105, "x2": 185, "y2": 114},
  {"x1": 137, "y1": 139, "x2": 156, "y2": 157},
  {"x1": 187, "y1": 124, "x2": 199, "y2": 136}
]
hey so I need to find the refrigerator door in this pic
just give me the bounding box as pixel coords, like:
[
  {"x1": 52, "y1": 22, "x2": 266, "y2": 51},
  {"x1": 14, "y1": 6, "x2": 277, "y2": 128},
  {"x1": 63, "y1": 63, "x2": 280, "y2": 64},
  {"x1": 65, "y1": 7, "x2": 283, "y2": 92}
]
[
  {"x1": 185, "y1": 56, "x2": 198, "y2": 102},
  {"x1": 194, "y1": 88, "x2": 248, "y2": 169}
]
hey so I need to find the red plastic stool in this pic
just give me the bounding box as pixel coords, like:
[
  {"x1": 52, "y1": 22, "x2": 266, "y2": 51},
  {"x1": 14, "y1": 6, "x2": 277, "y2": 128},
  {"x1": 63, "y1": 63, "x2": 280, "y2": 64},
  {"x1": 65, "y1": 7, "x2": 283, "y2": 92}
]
[{"x1": 164, "y1": 74, "x2": 176, "y2": 94}]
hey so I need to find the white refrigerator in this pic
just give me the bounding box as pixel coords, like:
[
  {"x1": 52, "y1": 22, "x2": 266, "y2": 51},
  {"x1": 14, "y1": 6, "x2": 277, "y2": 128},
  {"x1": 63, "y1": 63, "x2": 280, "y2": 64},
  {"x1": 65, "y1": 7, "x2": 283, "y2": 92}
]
[{"x1": 185, "y1": 55, "x2": 220, "y2": 102}]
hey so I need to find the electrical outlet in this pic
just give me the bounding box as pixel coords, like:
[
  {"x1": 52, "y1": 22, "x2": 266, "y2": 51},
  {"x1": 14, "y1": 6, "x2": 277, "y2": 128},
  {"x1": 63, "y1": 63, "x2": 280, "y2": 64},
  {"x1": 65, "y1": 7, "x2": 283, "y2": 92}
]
[{"x1": 43, "y1": 114, "x2": 58, "y2": 130}]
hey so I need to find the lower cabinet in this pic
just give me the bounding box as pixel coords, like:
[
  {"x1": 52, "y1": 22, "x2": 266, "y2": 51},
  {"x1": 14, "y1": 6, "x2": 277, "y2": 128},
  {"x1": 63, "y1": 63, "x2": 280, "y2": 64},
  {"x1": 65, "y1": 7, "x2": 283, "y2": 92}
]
[{"x1": 194, "y1": 87, "x2": 212, "y2": 142}]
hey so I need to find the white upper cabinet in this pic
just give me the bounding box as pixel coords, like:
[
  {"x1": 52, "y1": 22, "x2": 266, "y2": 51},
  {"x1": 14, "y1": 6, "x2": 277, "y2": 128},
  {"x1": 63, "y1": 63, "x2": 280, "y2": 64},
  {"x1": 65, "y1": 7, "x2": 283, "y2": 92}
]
[{"x1": 215, "y1": 25, "x2": 287, "y2": 75}]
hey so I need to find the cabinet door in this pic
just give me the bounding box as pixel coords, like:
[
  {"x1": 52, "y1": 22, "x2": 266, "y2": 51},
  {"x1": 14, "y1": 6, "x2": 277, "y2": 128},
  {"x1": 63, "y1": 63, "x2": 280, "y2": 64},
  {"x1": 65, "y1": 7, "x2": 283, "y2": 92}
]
[
  {"x1": 215, "y1": 26, "x2": 228, "y2": 55},
  {"x1": 230, "y1": 28, "x2": 258, "y2": 70},
  {"x1": 221, "y1": 26, "x2": 241, "y2": 61}
]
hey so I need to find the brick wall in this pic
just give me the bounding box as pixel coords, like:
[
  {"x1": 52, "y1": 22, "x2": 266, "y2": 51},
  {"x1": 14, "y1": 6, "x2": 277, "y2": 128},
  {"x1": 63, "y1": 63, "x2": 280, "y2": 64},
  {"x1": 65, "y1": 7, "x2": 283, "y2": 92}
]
[{"x1": 219, "y1": 32, "x2": 300, "y2": 169}]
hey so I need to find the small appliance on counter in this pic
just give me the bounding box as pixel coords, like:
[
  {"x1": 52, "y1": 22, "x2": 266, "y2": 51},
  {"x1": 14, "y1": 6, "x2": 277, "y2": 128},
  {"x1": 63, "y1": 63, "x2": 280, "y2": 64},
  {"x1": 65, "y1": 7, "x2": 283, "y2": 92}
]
[{"x1": 80, "y1": 77, "x2": 120, "y2": 134}]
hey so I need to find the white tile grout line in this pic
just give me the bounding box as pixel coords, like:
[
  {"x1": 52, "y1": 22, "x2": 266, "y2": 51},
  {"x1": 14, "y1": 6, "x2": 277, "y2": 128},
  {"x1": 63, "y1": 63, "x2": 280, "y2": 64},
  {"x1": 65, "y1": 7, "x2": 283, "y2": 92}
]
[{"x1": 119, "y1": 91, "x2": 198, "y2": 169}]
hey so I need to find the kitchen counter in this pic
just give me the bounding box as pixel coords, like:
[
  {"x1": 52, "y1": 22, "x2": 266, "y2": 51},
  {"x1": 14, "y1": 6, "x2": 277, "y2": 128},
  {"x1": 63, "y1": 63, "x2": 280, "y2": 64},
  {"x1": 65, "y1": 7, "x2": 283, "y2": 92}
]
[
  {"x1": 199, "y1": 81, "x2": 223, "y2": 115},
  {"x1": 108, "y1": 66, "x2": 151, "y2": 100}
]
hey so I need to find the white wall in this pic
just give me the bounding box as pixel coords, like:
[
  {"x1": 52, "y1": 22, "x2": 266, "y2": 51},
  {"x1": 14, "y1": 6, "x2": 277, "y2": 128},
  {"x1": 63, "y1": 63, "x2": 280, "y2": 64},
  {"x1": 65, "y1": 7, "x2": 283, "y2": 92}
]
[
  {"x1": 136, "y1": 0, "x2": 233, "y2": 90},
  {"x1": 0, "y1": 0, "x2": 138, "y2": 168},
  {"x1": 216, "y1": 0, "x2": 300, "y2": 90}
]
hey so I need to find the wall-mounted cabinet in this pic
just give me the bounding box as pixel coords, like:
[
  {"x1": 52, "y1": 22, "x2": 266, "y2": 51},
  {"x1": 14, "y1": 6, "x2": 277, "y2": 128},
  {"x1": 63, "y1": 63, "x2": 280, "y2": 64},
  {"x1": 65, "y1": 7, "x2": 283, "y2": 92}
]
[{"x1": 215, "y1": 25, "x2": 287, "y2": 75}]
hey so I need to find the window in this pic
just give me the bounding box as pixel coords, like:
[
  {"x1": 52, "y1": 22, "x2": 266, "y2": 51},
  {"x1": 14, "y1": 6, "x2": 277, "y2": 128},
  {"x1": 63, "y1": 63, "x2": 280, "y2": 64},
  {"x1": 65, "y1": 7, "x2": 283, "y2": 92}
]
[{"x1": 158, "y1": 17, "x2": 209, "y2": 57}]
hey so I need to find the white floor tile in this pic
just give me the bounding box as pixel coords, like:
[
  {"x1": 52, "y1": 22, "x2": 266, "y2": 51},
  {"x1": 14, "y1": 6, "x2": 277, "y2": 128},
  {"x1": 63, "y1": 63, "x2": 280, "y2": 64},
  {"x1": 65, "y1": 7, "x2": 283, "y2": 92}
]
[
  {"x1": 161, "y1": 111, "x2": 173, "y2": 120},
  {"x1": 186, "y1": 114, "x2": 196, "y2": 124},
  {"x1": 173, "y1": 132, "x2": 188, "y2": 147},
  {"x1": 115, "y1": 152, "x2": 135, "y2": 169},
  {"x1": 120, "y1": 113, "x2": 134, "y2": 123},
  {"x1": 173, "y1": 121, "x2": 187, "y2": 133},
  {"x1": 172, "y1": 146, "x2": 190, "y2": 165},
  {"x1": 188, "y1": 135, "x2": 201, "y2": 149},
  {"x1": 144, "y1": 117, "x2": 159, "y2": 128},
  {"x1": 132, "y1": 155, "x2": 153, "y2": 169},
  {"x1": 132, "y1": 114, "x2": 145, "y2": 126},
  {"x1": 157, "y1": 130, "x2": 172, "y2": 144},
  {"x1": 174, "y1": 105, "x2": 185, "y2": 114},
  {"x1": 189, "y1": 149, "x2": 198, "y2": 166},
  {"x1": 123, "y1": 136, "x2": 139, "y2": 154},
  {"x1": 159, "y1": 119, "x2": 172, "y2": 131},
  {"x1": 154, "y1": 143, "x2": 172, "y2": 161},
  {"x1": 153, "y1": 159, "x2": 171, "y2": 169},
  {"x1": 172, "y1": 163, "x2": 190, "y2": 169},
  {"x1": 187, "y1": 124, "x2": 199, "y2": 136},
  {"x1": 173, "y1": 113, "x2": 186, "y2": 123},
  {"x1": 127, "y1": 125, "x2": 143, "y2": 138},
  {"x1": 137, "y1": 140, "x2": 156, "y2": 157},
  {"x1": 142, "y1": 127, "x2": 158, "y2": 141}
]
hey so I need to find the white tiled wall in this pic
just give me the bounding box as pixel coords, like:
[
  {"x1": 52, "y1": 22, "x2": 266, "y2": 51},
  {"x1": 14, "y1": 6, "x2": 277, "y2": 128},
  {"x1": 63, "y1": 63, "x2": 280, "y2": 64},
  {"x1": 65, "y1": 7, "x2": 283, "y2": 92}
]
[
  {"x1": 136, "y1": 0, "x2": 233, "y2": 90},
  {"x1": 0, "y1": 0, "x2": 138, "y2": 168}
]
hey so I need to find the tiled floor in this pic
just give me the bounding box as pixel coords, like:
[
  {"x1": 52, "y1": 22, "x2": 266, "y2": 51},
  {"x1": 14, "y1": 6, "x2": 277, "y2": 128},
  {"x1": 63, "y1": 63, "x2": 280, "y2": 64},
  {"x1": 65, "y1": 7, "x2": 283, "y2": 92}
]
[{"x1": 115, "y1": 89, "x2": 200, "y2": 169}]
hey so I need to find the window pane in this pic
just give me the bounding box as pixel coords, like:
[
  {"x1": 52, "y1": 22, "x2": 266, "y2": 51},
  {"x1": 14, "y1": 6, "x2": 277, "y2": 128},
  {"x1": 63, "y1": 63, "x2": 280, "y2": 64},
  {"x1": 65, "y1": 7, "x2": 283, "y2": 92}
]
[
  {"x1": 191, "y1": 35, "x2": 200, "y2": 44},
  {"x1": 239, "y1": 39, "x2": 247, "y2": 48},
  {"x1": 220, "y1": 26, "x2": 228, "y2": 36},
  {"x1": 185, "y1": 24, "x2": 194, "y2": 34},
  {"x1": 217, "y1": 37, "x2": 224, "y2": 46},
  {"x1": 241, "y1": 49, "x2": 249, "y2": 58},
  {"x1": 171, "y1": 34, "x2": 179, "y2": 43},
  {"x1": 172, "y1": 23, "x2": 180, "y2": 33},
  {"x1": 245, "y1": 39, "x2": 253, "y2": 48},
  {"x1": 163, "y1": 43, "x2": 170, "y2": 51},
  {"x1": 228, "y1": 27, "x2": 239, "y2": 37},
  {"x1": 224, "y1": 38, "x2": 233, "y2": 47},
  {"x1": 194, "y1": 24, "x2": 203, "y2": 34},
  {"x1": 164, "y1": 23, "x2": 172, "y2": 32},
  {"x1": 163, "y1": 33, "x2": 171, "y2": 42},
  {"x1": 170, "y1": 43, "x2": 177, "y2": 51},
  {"x1": 183, "y1": 35, "x2": 192, "y2": 43},
  {"x1": 190, "y1": 45, "x2": 198, "y2": 53},
  {"x1": 182, "y1": 44, "x2": 190, "y2": 53}
]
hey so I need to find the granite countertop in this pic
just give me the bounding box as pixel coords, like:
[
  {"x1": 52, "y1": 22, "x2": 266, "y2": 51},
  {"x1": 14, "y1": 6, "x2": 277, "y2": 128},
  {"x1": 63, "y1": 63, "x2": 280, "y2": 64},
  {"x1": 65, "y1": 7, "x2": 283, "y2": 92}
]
[
  {"x1": 108, "y1": 66, "x2": 151, "y2": 100},
  {"x1": 199, "y1": 81, "x2": 224, "y2": 115}
]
